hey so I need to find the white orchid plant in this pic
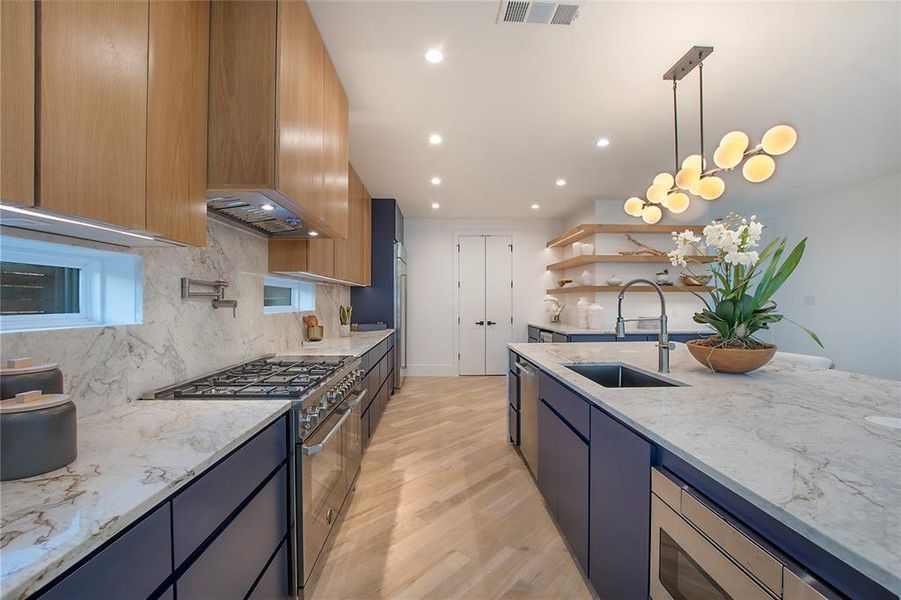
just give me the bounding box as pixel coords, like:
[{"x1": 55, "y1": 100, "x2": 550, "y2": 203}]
[
  {"x1": 669, "y1": 214, "x2": 822, "y2": 349},
  {"x1": 544, "y1": 295, "x2": 565, "y2": 323}
]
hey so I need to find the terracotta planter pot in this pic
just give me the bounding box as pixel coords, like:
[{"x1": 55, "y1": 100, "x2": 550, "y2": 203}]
[{"x1": 686, "y1": 339, "x2": 777, "y2": 374}]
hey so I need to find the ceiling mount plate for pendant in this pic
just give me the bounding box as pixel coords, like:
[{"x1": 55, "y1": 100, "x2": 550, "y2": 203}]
[{"x1": 663, "y1": 46, "x2": 714, "y2": 81}]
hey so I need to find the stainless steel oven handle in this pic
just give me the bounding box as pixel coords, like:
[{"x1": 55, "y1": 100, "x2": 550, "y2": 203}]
[
  {"x1": 343, "y1": 388, "x2": 367, "y2": 408},
  {"x1": 302, "y1": 409, "x2": 351, "y2": 456}
]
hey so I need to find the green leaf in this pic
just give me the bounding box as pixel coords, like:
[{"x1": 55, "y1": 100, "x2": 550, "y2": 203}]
[
  {"x1": 784, "y1": 317, "x2": 825, "y2": 348},
  {"x1": 758, "y1": 238, "x2": 807, "y2": 306}
]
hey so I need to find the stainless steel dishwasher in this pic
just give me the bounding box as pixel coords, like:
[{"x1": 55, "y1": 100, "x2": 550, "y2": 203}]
[{"x1": 514, "y1": 358, "x2": 539, "y2": 477}]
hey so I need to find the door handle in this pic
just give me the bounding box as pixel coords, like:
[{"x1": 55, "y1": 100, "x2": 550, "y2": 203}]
[
  {"x1": 487, "y1": 321, "x2": 497, "y2": 325},
  {"x1": 475, "y1": 320, "x2": 485, "y2": 325}
]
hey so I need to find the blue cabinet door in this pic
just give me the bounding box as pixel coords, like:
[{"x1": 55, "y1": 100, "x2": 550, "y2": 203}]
[
  {"x1": 177, "y1": 465, "x2": 289, "y2": 599},
  {"x1": 248, "y1": 538, "x2": 290, "y2": 600},
  {"x1": 589, "y1": 406, "x2": 653, "y2": 599},
  {"x1": 39, "y1": 502, "x2": 172, "y2": 600},
  {"x1": 537, "y1": 399, "x2": 558, "y2": 515},
  {"x1": 556, "y1": 420, "x2": 589, "y2": 572}
]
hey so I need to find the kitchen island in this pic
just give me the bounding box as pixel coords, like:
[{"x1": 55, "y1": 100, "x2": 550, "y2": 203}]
[{"x1": 509, "y1": 341, "x2": 901, "y2": 598}]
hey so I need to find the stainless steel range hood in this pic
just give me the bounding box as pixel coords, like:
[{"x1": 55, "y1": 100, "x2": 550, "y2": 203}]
[{"x1": 206, "y1": 191, "x2": 319, "y2": 238}]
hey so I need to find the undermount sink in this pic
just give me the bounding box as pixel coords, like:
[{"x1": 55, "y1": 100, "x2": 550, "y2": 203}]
[{"x1": 565, "y1": 363, "x2": 683, "y2": 388}]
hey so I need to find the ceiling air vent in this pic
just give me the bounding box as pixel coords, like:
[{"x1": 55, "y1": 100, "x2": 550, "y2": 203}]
[{"x1": 497, "y1": 1, "x2": 583, "y2": 25}]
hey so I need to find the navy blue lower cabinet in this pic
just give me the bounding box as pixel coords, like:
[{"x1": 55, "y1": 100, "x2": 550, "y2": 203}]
[
  {"x1": 177, "y1": 465, "x2": 289, "y2": 599},
  {"x1": 537, "y1": 399, "x2": 558, "y2": 515},
  {"x1": 589, "y1": 406, "x2": 653, "y2": 599},
  {"x1": 171, "y1": 416, "x2": 287, "y2": 566},
  {"x1": 248, "y1": 538, "x2": 291, "y2": 600},
  {"x1": 555, "y1": 420, "x2": 589, "y2": 571},
  {"x1": 39, "y1": 502, "x2": 172, "y2": 600}
]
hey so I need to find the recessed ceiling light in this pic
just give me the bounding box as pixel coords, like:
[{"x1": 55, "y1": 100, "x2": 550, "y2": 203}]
[
  {"x1": 309, "y1": 231, "x2": 319, "y2": 237},
  {"x1": 260, "y1": 203, "x2": 275, "y2": 211},
  {"x1": 430, "y1": 176, "x2": 441, "y2": 185},
  {"x1": 428, "y1": 133, "x2": 443, "y2": 145},
  {"x1": 531, "y1": 204, "x2": 540, "y2": 210},
  {"x1": 596, "y1": 137, "x2": 611, "y2": 148},
  {"x1": 556, "y1": 178, "x2": 567, "y2": 187},
  {"x1": 431, "y1": 202, "x2": 440, "y2": 209},
  {"x1": 425, "y1": 49, "x2": 444, "y2": 64}
]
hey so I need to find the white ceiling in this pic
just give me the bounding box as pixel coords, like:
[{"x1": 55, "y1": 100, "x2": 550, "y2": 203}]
[{"x1": 309, "y1": 1, "x2": 901, "y2": 219}]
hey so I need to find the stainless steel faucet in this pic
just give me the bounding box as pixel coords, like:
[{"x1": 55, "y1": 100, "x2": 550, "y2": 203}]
[{"x1": 615, "y1": 279, "x2": 675, "y2": 373}]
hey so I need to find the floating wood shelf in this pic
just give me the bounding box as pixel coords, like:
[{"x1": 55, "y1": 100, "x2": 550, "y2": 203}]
[
  {"x1": 547, "y1": 223, "x2": 706, "y2": 248},
  {"x1": 547, "y1": 285, "x2": 712, "y2": 294},
  {"x1": 547, "y1": 254, "x2": 716, "y2": 271}
]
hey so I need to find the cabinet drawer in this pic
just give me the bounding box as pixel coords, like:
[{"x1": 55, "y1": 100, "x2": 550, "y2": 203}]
[
  {"x1": 172, "y1": 416, "x2": 287, "y2": 566},
  {"x1": 528, "y1": 326, "x2": 540, "y2": 339},
  {"x1": 551, "y1": 332, "x2": 568, "y2": 343},
  {"x1": 40, "y1": 503, "x2": 172, "y2": 600},
  {"x1": 378, "y1": 355, "x2": 388, "y2": 386},
  {"x1": 671, "y1": 333, "x2": 704, "y2": 343},
  {"x1": 249, "y1": 538, "x2": 290, "y2": 600},
  {"x1": 539, "y1": 373, "x2": 589, "y2": 439},
  {"x1": 508, "y1": 370, "x2": 520, "y2": 409},
  {"x1": 177, "y1": 465, "x2": 288, "y2": 599},
  {"x1": 361, "y1": 349, "x2": 372, "y2": 373}
]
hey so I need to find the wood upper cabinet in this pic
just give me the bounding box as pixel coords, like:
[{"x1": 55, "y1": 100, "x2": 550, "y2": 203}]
[
  {"x1": 335, "y1": 164, "x2": 362, "y2": 282},
  {"x1": 208, "y1": 0, "x2": 349, "y2": 240},
  {"x1": 0, "y1": 0, "x2": 35, "y2": 206},
  {"x1": 39, "y1": 0, "x2": 149, "y2": 230},
  {"x1": 146, "y1": 0, "x2": 210, "y2": 247},
  {"x1": 322, "y1": 51, "x2": 349, "y2": 239},
  {"x1": 270, "y1": 162, "x2": 370, "y2": 285},
  {"x1": 277, "y1": 0, "x2": 324, "y2": 225},
  {"x1": 3, "y1": 0, "x2": 208, "y2": 245},
  {"x1": 307, "y1": 239, "x2": 335, "y2": 279}
]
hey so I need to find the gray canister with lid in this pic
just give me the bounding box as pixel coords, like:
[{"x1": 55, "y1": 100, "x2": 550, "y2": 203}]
[{"x1": 0, "y1": 359, "x2": 77, "y2": 481}]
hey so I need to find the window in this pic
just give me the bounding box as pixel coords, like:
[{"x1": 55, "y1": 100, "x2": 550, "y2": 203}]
[
  {"x1": 263, "y1": 276, "x2": 315, "y2": 314},
  {"x1": 0, "y1": 236, "x2": 142, "y2": 332}
]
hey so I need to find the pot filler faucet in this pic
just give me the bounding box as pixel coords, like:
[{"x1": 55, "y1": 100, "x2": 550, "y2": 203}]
[{"x1": 615, "y1": 279, "x2": 675, "y2": 373}]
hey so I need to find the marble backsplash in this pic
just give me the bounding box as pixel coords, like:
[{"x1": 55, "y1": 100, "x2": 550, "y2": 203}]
[{"x1": 0, "y1": 219, "x2": 350, "y2": 416}]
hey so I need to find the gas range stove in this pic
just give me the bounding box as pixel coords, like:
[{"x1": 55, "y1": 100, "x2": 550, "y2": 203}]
[
  {"x1": 160, "y1": 356, "x2": 346, "y2": 399},
  {"x1": 146, "y1": 354, "x2": 365, "y2": 446}
]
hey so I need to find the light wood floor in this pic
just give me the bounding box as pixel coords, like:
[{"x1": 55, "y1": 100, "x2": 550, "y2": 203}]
[{"x1": 307, "y1": 376, "x2": 594, "y2": 600}]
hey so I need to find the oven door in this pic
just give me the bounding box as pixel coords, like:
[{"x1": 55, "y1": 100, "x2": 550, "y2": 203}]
[
  {"x1": 301, "y1": 408, "x2": 351, "y2": 584},
  {"x1": 650, "y1": 494, "x2": 775, "y2": 600}
]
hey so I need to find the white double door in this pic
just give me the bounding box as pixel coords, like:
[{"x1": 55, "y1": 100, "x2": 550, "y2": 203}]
[{"x1": 458, "y1": 235, "x2": 513, "y2": 375}]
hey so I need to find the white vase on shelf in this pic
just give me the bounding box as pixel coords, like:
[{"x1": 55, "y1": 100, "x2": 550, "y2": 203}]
[
  {"x1": 588, "y1": 305, "x2": 605, "y2": 330},
  {"x1": 581, "y1": 242, "x2": 594, "y2": 255},
  {"x1": 580, "y1": 270, "x2": 593, "y2": 286},
  {"x1": 576, "y1": 297, "x2": 591, "y2": 328},
  {"x1": 571, "y1": 241, "x2": 582, "y2": 256}
]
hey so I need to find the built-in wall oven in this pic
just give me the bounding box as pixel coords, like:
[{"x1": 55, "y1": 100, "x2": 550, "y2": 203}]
[{"x1": 650, "y1": 468, "x2": 837, "y2": 600}]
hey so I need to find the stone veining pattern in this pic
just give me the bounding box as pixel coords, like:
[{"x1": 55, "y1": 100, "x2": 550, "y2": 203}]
[
  {"x1": 0, "y1": 400, "x2": 292, "y2": 600},
  {"x1": 510, "y1": 341, "x2": 901, "y2": 595},
  {"x1": 0, "y1": 220, "x2": 350, "y2": 415}
]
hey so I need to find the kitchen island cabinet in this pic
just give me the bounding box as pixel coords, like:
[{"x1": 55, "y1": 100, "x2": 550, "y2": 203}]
[{"x1": 508, "y1": 341, "x2": 899, "y2": 599}]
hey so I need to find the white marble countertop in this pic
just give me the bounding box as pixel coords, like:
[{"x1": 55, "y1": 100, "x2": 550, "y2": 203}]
[
  {"x1": 0, "y1": 399, "x2": 292, "y2": 600},
  {"x1": 509, "y1": 341, "x2": 901, "y2": 595},
  {"x1": 285, "y1": 329, "x2": 394, "y2": 357},
  {"x1": 528, "y1": 321, "x2": 708, "y2": 336}
]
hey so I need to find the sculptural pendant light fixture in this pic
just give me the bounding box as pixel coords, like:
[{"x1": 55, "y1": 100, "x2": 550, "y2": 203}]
[{"x1": 624, "y1": 46, "x2": 798, "y2": 223}]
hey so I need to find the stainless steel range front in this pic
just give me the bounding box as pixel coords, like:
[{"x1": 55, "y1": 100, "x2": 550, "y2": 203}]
[{"x1": 146, "y1": 354, "x2": 365, "y2": 597}]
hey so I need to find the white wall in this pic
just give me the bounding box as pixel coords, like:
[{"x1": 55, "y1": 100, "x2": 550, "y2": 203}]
[
  {"x1": 754, "y1": 172, "x2": 900, "y2": 379},
  {"x1": 404, "y1": 218, "x2": 561, "y2": 376}
]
